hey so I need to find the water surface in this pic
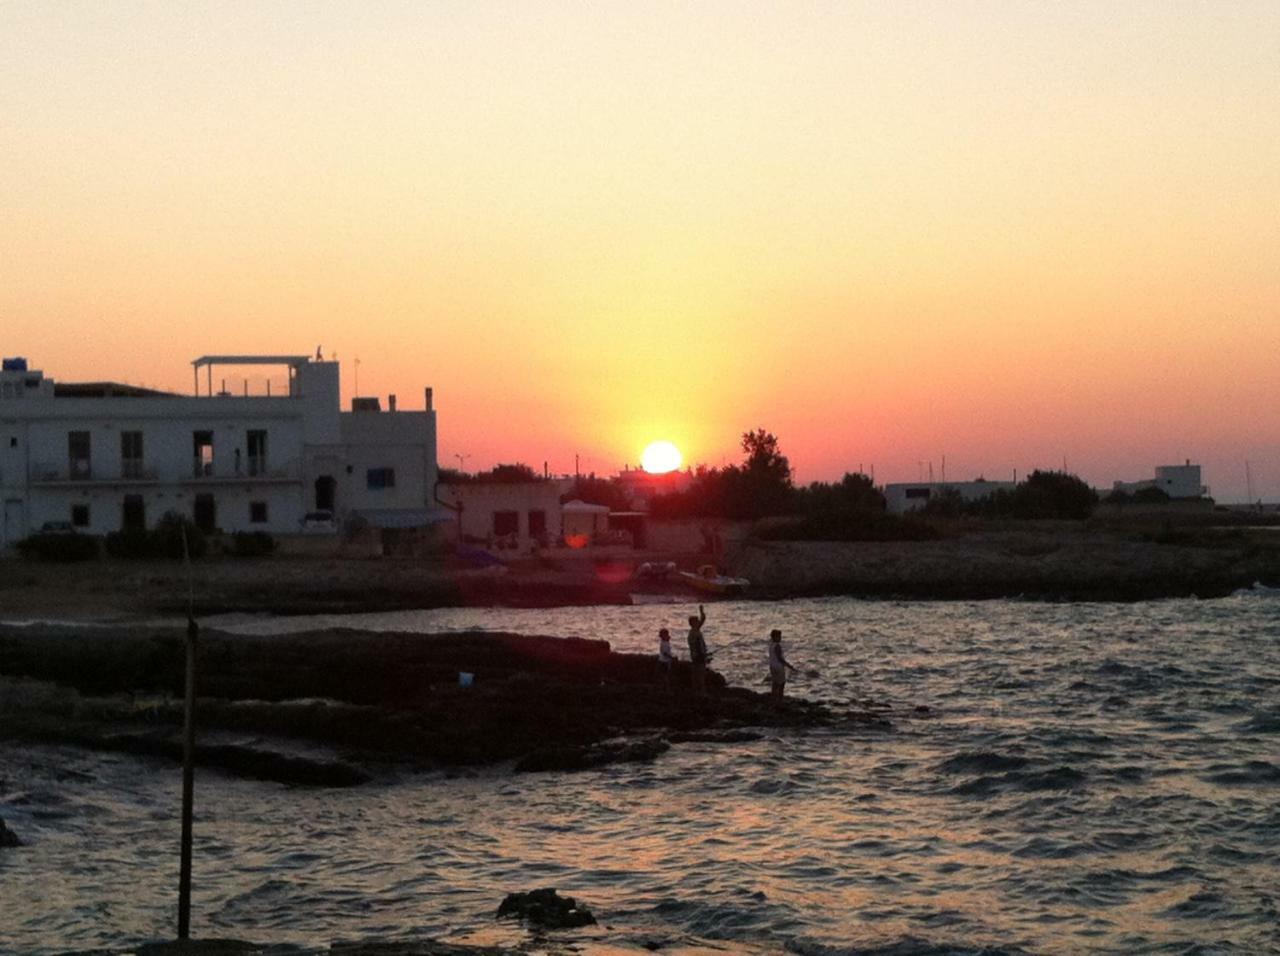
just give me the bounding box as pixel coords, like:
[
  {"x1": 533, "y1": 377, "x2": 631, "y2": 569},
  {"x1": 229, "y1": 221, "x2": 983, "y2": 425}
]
[{"x1": 4, "y1": 593, "x2": 1279, "y2": 954}]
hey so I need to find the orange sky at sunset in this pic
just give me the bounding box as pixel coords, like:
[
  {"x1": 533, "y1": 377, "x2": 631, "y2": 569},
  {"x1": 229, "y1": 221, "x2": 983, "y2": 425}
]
[{"x1": 2, "y1": 3, "x2": 1277, "y2": 500}]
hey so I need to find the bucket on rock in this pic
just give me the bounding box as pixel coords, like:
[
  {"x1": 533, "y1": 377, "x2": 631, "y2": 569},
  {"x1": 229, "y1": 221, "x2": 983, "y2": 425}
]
[{"x1": 459, "y1": 672, "x2": 474, "y2": 688}]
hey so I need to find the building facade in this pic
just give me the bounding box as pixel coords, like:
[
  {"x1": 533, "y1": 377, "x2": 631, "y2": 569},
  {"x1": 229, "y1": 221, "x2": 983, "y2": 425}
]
[
  {"x1": 436, "y1": 479, "x2": 569, "y2": 551},
  {"x1": 1112, "y1": 462, "x2": 1208, "y2": 500},
  {"x1": 0, "y1": 354, "x2": 437, "y2": 548},
  {"x1": 884, "y1": 479, "x2": 1017, "y2": 514}
]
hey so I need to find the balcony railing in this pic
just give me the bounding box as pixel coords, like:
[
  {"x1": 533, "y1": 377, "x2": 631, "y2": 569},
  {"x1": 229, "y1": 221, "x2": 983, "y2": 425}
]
[{"x1": 28, "y1": 459, "x2": 300, "y2": 483}]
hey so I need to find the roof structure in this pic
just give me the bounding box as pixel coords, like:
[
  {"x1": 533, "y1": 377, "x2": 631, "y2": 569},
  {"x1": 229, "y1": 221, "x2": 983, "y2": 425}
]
[{"x1": 191, "y1": 355, "x2": 312, "y2": 368}]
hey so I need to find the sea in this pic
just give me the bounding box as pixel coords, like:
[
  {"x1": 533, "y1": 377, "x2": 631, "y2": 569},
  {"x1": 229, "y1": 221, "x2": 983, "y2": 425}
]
[{"x1": 3, "y1": 591, "x2": 1279, "y2": 955}]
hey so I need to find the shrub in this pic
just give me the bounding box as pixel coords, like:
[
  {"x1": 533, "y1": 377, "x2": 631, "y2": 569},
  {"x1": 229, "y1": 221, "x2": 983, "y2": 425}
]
[
  {"x1": 104, "y1": 512, "x2": 207, "y2": 560},
  {"x1": 1011, "y1": 470, "x2": 1098, "y2": 520},
  {"x1": 151, "y1": 512, "x2": 207, "y2": 560},
  {"x1": 104, "y1": 529, "x2": 153, "y2": 559},
  {"x1": 231, "y1": 531, "x2": 277, "y2": 557},
  {"x1": 16, "y1": 532, "x2": 99, "y2": 562}
]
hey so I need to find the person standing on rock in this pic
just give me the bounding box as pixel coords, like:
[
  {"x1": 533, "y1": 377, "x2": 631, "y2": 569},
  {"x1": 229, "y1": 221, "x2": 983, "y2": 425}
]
[
  {"x1": 687, "y1": 604, "x2": 708, "y2": 694},
  {"x1": 657, "y1": 627, "x2": 674, "y2": 689},
  {"x1": 768, "y1": 628, "x2": 797, "y2": 700}
]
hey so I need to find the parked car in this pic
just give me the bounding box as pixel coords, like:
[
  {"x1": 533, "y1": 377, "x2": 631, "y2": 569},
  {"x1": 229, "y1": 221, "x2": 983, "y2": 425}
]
[{"x1": 299, "y1": 510, "x2": 338, "y2": 534}]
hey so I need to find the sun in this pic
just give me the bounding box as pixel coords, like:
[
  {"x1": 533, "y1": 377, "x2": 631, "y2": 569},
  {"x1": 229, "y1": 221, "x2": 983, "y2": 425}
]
[{"x1": 640, "y1": 440, "x2": 683, "y2": 474}]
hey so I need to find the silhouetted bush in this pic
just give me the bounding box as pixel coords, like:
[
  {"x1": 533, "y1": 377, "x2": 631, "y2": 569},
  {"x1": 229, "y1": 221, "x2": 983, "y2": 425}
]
[
  {"x1": 231, "y1": 531, "x2": 277, "y2": 557},
  {"x1": 1132, "y1": 486, "x2": 1171, "y2": 504},
  {"x1": 650, "y1": 429, "x2": 796, "y2": 519},
  {"x1": 151, "y1": 512, "x2": 207, "y2": 560},
  {"x1": 105, "y1": 529, "x2": 153, "y2": 559},
  {"x1": 103, "y1": 512, "x2": 207, "y2": 560},
  {"x1": 1010, "y1": 470, "x2": 1098, "y2": 520},
  {"x1": 16, "y1": 532, "x2": 99, "y2": 562}
]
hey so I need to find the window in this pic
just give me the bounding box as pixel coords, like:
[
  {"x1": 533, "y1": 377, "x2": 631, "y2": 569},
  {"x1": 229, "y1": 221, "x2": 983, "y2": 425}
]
[
  {"x1": 121, "y1": 431, "x2": 144, "y2": 479},
  {"x1": 71, "y1": 504, "x2": 90, "y2": 528},
  {"x1": 528, "y1": 509, "x2": 547, "y2": 536},
  {"x1": 366, "y1": 467, "x2": 396, "y2": 490},
  {"x1": 250, "y1": 501, "x2": 268, "y2": 524},
  {"x1": 904, "y1": 488, "x2": 931, "y2": 499},
  {"x1": 493, "y1": 510, "x2": 519, "y2": 536},
  {"x1": 247, "y1": 430, "x2": 267, "y2": 476},
  {"x1": 194, "y1": 493, "x2": 217, "y2": 534},
  {"x1": 193, "y1": 431, "x2": 214, "y2": 477},
  {"x1": 68, "y1": 431, "x2": 91, "y2": 479},
  {"x1": 122, "y1": 495, "x2": 145, "y2": 531}
]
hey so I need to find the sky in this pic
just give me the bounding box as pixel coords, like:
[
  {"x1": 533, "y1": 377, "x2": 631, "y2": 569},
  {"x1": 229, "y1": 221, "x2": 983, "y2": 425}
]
[{"x1": 2, "y1": 2, "x2": 1277, "y2": 500}]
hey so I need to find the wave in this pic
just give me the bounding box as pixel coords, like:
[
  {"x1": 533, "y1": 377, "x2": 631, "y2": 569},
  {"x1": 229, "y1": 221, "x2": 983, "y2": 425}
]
[
  {"x1": 949, "y1": 766, "x2": 1088, "y2": 797},
  {"x1": 1202, "y1": 760, "x2": 1280, "y2": 786},
  {"x1": 787, "y1": 936, "x2": 1033, "y2": 956},
  {"x1": 935, "y1": 752, "x2": 1029, "y2": 775},
  {"x1": 1233, "y1": 710, "x2": 1280, "y2": 734}
]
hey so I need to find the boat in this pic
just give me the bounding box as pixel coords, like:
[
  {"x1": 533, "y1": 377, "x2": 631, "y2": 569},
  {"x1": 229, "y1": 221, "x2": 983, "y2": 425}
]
[{"x1": 675, "y1": 564, "x2": 749, "y2": 596}]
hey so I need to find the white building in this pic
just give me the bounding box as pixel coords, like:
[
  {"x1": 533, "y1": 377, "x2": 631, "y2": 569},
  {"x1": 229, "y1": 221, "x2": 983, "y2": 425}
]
[
  {"x1": 1112, "y1": 462, "x2": 1208, "y2": 500},
  {"x1": 437, "y1": 479, "x2": 569, "y2": 551},
  {"x1": 0, "y1": 354, "x2": 437, "y2": 547},
  {"x1": 884, "y1": 479, "x2": 1017, "y2": 514}
]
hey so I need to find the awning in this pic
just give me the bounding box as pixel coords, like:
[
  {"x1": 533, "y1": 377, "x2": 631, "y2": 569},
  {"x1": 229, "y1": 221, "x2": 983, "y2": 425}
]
[{"x1": 353, "y1": 508, "x2": 452, "y2": 529}]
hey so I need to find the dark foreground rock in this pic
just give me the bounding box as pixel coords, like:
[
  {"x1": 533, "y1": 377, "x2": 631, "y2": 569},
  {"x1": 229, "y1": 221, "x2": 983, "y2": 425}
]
[
  {"x1": 496, "y1": 888, "x2": 597, "y2": 928},
  {"x1": 0, "y1": 624, "x2": 891, "y2": 782}
]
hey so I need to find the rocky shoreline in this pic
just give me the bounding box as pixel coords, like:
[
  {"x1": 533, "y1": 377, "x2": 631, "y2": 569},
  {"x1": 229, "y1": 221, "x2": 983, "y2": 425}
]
[{"x1": 0, "y1": 623, "x2": 893, "y2": 786}]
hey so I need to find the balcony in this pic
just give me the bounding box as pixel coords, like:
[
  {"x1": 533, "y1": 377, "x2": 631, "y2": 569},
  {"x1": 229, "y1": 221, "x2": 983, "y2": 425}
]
[
  {"x1": 184, "y1": 457, "x2": 301, "y2": 484},
  {"x1": 30, "y1": 461, "x2": 158, "y2": 486}
]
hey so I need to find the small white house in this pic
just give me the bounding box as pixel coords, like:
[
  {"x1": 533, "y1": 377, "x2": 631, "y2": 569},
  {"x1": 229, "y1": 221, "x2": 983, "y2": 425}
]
[
  {"x1": 1, "y1": 353, "x2": 437, "y2": 548},
  {"x1": 436, "y1": 480, "x2": 568, "y2": 551},
  {"x1": 884, "y1": 479, "x2": 1017, "y2": 514},
  {"x1": 1112, "y1": 462, "x2": 1208, "y2": 500}
]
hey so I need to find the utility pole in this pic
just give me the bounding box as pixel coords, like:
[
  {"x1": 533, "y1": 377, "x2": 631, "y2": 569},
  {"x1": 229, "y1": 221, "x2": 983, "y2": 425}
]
[{"x1": 177, "y1": 528, "x2": 198, "y2": 940}]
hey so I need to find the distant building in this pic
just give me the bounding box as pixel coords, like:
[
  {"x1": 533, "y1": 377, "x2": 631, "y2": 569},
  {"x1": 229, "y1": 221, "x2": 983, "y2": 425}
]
[
  {"x1": 884, "y1": 478, "x2": 1016, "y2": 514},
  {"x1": 0, "y1": 354, "x2": 438, "y2": 548},
  {"x1": 1112, "y1": 462, "x2": 1208, "y2": 500}
]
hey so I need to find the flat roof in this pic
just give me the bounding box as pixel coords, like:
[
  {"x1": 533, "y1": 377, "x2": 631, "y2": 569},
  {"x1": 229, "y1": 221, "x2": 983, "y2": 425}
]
[{"x1": 191, "y1": 355, "x2": 312, "y2": 368}]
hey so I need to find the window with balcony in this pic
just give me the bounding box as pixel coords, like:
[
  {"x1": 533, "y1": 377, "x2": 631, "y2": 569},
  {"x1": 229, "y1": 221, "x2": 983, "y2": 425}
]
[
  {"x1": 247, "y1": 430, "x2": 268, "y2": 477},
  {"x1": 121, "y1": 431, "x2": 144, "y2": 479},
  {"x1": 193, "y1": 432, "x2": 214, "y2": 477},
  {"x1": 68, "y1": 431, "x2": 91, "y2": 479}
]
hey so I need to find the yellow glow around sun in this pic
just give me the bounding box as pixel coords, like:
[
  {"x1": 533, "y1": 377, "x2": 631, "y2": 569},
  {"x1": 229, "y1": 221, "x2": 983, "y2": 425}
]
[{"x1": 641, "y1": 440, "x2": 683, "y2": 474}]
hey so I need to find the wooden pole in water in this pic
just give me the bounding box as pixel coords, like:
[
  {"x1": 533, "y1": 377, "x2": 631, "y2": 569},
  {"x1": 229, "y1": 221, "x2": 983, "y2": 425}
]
[{"x1": 178, "y1": 527, "x2": 198, "y2": 939}]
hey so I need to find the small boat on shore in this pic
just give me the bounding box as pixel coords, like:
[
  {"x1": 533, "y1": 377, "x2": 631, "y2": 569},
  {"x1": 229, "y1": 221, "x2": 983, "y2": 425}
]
[{"x1": 676, "y1": 564, "x2": 749, "y2": 597}]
